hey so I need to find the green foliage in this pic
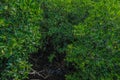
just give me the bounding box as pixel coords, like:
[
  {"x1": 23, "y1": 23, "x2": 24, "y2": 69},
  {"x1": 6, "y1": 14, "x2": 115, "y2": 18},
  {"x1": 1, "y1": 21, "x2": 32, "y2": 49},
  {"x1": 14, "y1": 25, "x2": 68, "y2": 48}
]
[
  {"x1": 66, "y1": 0, "x2": 120, "y2": 80},
  {"x1": 48, "y1": 53, "x2": 56, "y2": 63},
  {"x1": 0, "y1": 0, "x2": 42, "y2": 80},
  {"x1": 0, "y1": 0, "x2": 120, "y2": 80},
  {"x1": 40, "y1": 0, "x2": 73, "y2": 56}
]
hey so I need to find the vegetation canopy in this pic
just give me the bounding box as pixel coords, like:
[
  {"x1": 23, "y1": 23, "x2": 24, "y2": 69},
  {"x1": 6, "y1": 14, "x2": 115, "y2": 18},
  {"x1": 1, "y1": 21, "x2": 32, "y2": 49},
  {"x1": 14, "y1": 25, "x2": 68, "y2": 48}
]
[{"x1": 0, "y1": 0, "x2": 120, "y2": 80}]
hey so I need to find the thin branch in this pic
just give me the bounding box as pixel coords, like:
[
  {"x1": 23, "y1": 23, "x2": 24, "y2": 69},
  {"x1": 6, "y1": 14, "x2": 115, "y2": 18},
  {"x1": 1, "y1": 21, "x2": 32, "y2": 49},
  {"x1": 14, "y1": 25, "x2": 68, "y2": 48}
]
[{"x1": 29, "y1": 68, "x2": 50, "y2": 79}]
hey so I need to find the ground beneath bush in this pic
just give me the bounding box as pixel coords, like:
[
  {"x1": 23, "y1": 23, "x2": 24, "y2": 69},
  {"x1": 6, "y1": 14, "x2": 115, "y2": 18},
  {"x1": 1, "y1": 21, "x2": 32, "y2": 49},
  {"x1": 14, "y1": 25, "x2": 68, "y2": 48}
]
[{"x1": 28, "y1": 51, "x2": 70, "y2": 80}]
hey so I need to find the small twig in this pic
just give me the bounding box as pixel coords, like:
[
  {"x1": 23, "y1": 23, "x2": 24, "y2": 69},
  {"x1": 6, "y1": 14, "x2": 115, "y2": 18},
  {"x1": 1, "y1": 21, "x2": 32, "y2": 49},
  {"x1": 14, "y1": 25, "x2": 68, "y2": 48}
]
[{"x1": 29, "y1": 68, "x2": 50, "y2": 79}]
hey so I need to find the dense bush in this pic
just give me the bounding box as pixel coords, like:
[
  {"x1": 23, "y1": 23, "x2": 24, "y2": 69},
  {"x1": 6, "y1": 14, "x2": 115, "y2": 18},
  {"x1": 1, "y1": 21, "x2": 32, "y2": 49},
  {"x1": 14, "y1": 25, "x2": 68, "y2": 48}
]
[
  {"x1": 39, "y1": 0, "x2": 91, "y2": 62},
  {"x1": 66, "y1": 0, "x2": 120, "y2": 80},
  {"x1": 0, "y1": 0, "x2": 42, "y2": 80},
  {"x1": 40, "y1": 0, "x2": 73, "y2": 62},
  {"x1": 0, "y1": 0, "x2": 120, "y2": 80}
]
